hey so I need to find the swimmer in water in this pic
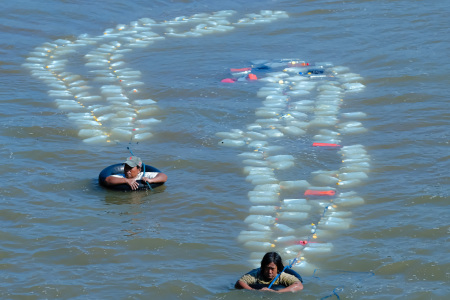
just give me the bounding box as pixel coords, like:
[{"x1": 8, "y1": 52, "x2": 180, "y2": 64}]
[
  {"x1": 104, "y1": 156, "x2": 167, "y2": 190},
  {"x1": 235, "y1": 252, "x2": 303, "y2": 292}
]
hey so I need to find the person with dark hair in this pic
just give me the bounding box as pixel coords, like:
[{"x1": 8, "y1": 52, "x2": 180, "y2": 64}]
[
  {"x1": 235, "y1": 252, "x2": 303, "y2": 292},
  {"x1": 104, "y1": 156, "x2": 167, "y2": 190}
]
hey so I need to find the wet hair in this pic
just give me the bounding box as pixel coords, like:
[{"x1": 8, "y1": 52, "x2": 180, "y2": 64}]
[{"x1": 260, "y1": 252, "x2": 284, "y2": 273}]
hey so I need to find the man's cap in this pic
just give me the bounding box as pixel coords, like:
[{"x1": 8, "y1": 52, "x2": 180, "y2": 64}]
[{"x1": 124, "y1": 156, "x2": 142, "y2": 168}]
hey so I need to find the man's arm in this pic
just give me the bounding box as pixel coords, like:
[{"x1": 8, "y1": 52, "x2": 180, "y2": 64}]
[
  {"x1": 272, "y1": 281, "x2": 303, "y2": 293},
  {"x1": 235, "y1": 280, "x2": 254, "y2": 290},
  {"x1": 143, "y1": 172, "x2": 168, "y2": 184},
  {"x1": 105, "y1": 176, "x2": 139, "y2": 190}
]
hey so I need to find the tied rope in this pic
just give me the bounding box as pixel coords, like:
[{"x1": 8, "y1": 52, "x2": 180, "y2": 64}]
[
  {"x1": 291, "y1": 203, "x2": 374, "y2": 299},
  {"x1": 268, "y1": 258, "x2": 298, "y2": 289},
  {"x1": 320, "y1": 287, "x2": 342, "y2": 300},
  {"x1": 277, "y1": 199, "x2": 332, "y2": 292},
  {"x1": 127, "y1": 147, "x2": 153, "y2": 190},
  {"x1": 313, "y1": 269, "x2": 375, "y2": 300}
]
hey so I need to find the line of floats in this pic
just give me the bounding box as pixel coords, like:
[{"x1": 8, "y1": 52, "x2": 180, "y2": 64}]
[
  {"x1": 24, "y1": 8, "x2": 370, "y2": 276},
  {"x1": 216, "y1": 59, "x2": 369, "y2": 275},
  {"x1": 23, "y1": 10, "x2": 288, "y2": 144}
]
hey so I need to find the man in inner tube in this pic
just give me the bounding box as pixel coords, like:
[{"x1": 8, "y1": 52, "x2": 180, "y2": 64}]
[{"x1": 105, "y1": 156, "x2": 168, "y2": 190}]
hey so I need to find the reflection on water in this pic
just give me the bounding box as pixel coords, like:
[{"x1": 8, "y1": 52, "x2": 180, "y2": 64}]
[{"x1": 102, "y1": 185, "x2": 168, "y2": 205}]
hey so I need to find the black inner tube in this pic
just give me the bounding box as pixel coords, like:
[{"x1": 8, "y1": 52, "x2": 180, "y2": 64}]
[{"x1": 98, "y1": 163, "x2": 164, "y2": 191}]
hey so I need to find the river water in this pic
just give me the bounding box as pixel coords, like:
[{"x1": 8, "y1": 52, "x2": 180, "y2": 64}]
[{"x1": 1, "y1": 0, "x2": 448, "y2": 299}]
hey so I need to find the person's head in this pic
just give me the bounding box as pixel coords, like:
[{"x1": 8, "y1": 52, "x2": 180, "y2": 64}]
[
  {"x1": 124, "y1": 156, "x2": 142, "y2": 178},
  {"x1": 260, "y1": 252, "x2": 284, "y2": 281}
]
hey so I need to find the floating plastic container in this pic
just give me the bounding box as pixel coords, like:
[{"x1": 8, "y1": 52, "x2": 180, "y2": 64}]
[
  {"x1": 244, "y1": 167, "x2": 274, "y2": 175},
  {"x1": 339, "y1": 162, "x2": 370, "y2": 172},
  {"x1": 218, "y1": 139, "x2": 245, "y2": 147},
  {"x1": 292, "y1": 260, "x2": 317, "y2": 276},
  {"x1": 245, "y1": 131, "x2": 268, "y2": 140},
  {"x1": 282, "y1": 198, "x2": 308, "y2": 205},
  {"x1": 258, "y1": 146, "x2": 285, "y2": 154},
  {"x1": 250, "y1": 206, "x2": 278, "y2": 214},
  {"x1": 110, "y1": 128, "x2": 132, "y2": 140},
  {"x1": 249, "y1": 196, "x2": 279, "y2": 205},
  {"x1": 309, "y1": 117, "x2": 338, "y2": 127},
  {"x1": 244, "y1": 241, "x2": 275, "y2": 251},
  {"x1": 339, "y1": 126, "x2": 368, "y2": 135},
  {"x1": 277, "y1": 212, "x2": 308, "y2": 221},
  {"x1": 133, "y1": 99, "x2": 157, "y2": 106},
  {"x1": 137, "y1": 106, "x2": 160, "y2": 116},
  {"x1": 266, "y1": 94, "x2": 289, "y2": 101},
  {"x1": 261, "y1": 129, "x2": 284, "y2": 138},
  {"x1": 134, "y1": 132, "x2": 153, "y2": 141},
  {"x1": 312, "y1": 174, "x2": 339, "y2": 185},
  {"x1": 244, "y1": 215, "x2": 276, "y2": 226},
  {"x1": 238, "y1": 230, "x2": 272, "y2": 243},
  {"x1": 280, "y1": 126, "x2": 306, "y2": 136},
  {"x1": 273, "y1": 223, "x2": 295, "y2": 233},
  {"x1": 247, "y1": 176, "x2": 277, "y2": 185},
  {"x1": 281, "y1": 206, "x2": 309, "y2": 215},
  {"x1": 248, "y1": 140, "x2": 269, "y2": 149},
  {"x1": 339, "y1": 172, "x2": 368, "y2": 181},
  {"x1": 238, "y1": 152, "x2": 264, "y2": 160},
  {"x1": 341, "y1": 112, "x2": 367, "y2": 119},
  {"x1": 83, "y1": 135, "x2": 109, "y2": 145},
  {"x1": 286, "y1": 89, "x2": 310, "y2": 97},
  {"x1": 320, "y1": 220, "x2": 350, "y2": 230},
  {"x1": 78, "y1": 129, "x2": 104, "y2": 138},
  {"x1": 302, "y1": 242, "x2": 333, "y2": 253},
  {"x1": 247, "y1": 175, "x2": 278, "y2": 185},
  {"x1": 280, "y1": 180, "x2": 310, "y2": 190},
  {"x1": 248, "y1": 189, "x2": 278, "y2": 197},
  {"x1": 271, "y1": 160, "x2": 294, "y2": 170},
  {"x1": 254, "y1": 184, "x2": 281, "y2": 192},
  {"x1": 267, "y1": 155, "x2": 294, "y2": 162},
  {"x1": 343, "y1": 80, "x2": 365, "y2": 89},
  {"x1": 255, "y1": 109, "x2": 279, "y2": 118},
  {"x1": 274, "y1": 235, "x2": 299, "y2": 245},
  {"x1": 337, "y1": 179, "x2": 362, "y2": 188},
  {"x1": 243, "y1": 159, "x2": 270, "y2": 167},
  {"x1": 283, "y1": 244, "x2": 304, "y2": 254},
  {"x1": 248, "y1": 223, "x2": 271, "y2": 231}
]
